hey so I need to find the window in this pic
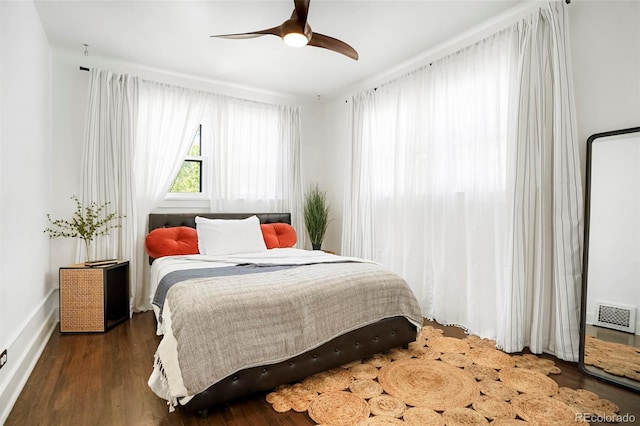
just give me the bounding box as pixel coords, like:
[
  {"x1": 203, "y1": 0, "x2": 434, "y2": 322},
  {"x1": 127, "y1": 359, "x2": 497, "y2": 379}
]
[
  {"x1": 170, "y1": 125, "x2": 203, "y2": 193},
  {"x1": 160, "y1": 102, "x2": 300, "y2": 215}
]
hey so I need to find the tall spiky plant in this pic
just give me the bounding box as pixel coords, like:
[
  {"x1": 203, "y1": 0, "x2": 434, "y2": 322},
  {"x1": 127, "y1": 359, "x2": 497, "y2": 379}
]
[{"x1": 304, "y1": 183, "x2": 331, "y2": 250}]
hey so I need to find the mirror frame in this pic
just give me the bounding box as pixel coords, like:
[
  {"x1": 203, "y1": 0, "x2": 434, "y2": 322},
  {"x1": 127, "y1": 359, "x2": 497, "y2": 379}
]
[{"x1": 579, "y1": 126, "x2": 640, "y2": 392}]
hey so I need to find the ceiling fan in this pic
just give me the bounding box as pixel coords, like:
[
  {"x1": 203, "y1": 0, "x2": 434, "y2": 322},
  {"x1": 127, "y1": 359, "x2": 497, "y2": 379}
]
[{"x1": 210, "y1": 0, "x2": 358, "y2": 60}]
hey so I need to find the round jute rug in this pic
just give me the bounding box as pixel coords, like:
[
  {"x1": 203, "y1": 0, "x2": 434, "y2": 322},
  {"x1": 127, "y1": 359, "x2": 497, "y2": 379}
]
[
  {"x1": 499, "y1": 367, "x2": 559, "y2": 396},
  {"x1": 512, "y1": 354, "x2": 562, "y2": 375},
  {"x1": 427, "y1": 336, "x2": 471, "y2": 354},
  {"x1": 477, "y1": 379, "x2": 519, "y2": 401},
  {"x1": 350, "y1": 363, "x2": 379, "y2": 380},
  {"x1": 363, "y1": 353, "x2": 392, "y2": 368},
  {"x1": 510, "y1": 394, "x2": 581, "y2": 425},
  {"x1": 465, "y1": 363, "x2": 500, "y2": 381},
  {"x1": 411, "y1": 346, "x2": 441, "y2": 360},
  {"x1": 378, "y1": 358, "x2": 479, "y2": 410},
  {"x1": 468, "y1": 347, "x2": 516, "y2": 370},
  {"x1": 402, "y1": 407, "x2": 444, "y2": 426},
  {"x1": 368, "y1": 395, "x2": 406, "y2": 418},
  {"x1": 553, "y1": 387, "x2": 619, "y2": 418},
  {"x1": 584, "y1": 335, "x2": 640, "y2": 381},
  {"x1": 418, "y1": 325, "x2": 444, "y2": 340},
  {"x1": 442, "y1": 407, "x2": 489, "y2": 425},
  {"x1": 302, "y1": 368, "x2": 352, "y2": 393},
  {"x1": 490, "y1": 419, "x2": 528, "y2": 425},
  {"x1": 265, "y1": 328, "x2": 613, "y2": 425},
  {"x1": 349, "y1": 379, "x2": 383, "y2": 399},
  {"x1": 356, "y1": 416, "x2": 405, "y2": 426},
  {"x1": 472, "y1": 396, "x2": 516, "y2": 420},
  {"x1": 440, "y1": 352, "x2": 473, "y2": 368},
  {"x1": 464, "y1": 334, "x2": 498, "y2": 349},
  {"x1": 307, "y1": 390, "x2": 370, "y2": 425}
]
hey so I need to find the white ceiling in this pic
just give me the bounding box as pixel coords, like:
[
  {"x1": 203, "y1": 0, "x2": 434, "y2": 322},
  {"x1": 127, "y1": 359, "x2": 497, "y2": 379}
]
[{"x1": 35, "y1": 0, "x2": 524, "y2": 98}]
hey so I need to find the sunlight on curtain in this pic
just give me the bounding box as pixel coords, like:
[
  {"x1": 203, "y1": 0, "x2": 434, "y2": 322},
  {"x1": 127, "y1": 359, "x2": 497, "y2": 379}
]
[
  {"x1": 344, "y1": 2, "x2": 582, "y2": 360},
  {"x1": 345, "y1": 30, "x2": 517, "y2": 339},
  {"x1": 210, "y1": 97, "x2": 305, "y2": 248},
  {"x1": 132, "y1": 81, "x2": 210, "y2": 310},
  {"x1": 82, "y1": 72, "x2": 304, "y2": 311},
  {"x1": 342, "y1": 91, "x2": 377, "y2": 260}
]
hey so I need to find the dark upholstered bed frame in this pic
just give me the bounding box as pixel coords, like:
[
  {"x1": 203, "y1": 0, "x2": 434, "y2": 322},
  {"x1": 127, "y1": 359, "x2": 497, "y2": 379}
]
[
  {"x1": 149, "y1": 212, "x2": 293, "y2": 232},
  {"x1": 148, "y1": 212, "x2": 419, "y2": 417}
]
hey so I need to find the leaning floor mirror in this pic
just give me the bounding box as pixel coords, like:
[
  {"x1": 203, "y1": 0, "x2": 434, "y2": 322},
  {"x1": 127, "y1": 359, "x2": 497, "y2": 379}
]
[{"x1": 579, "y1": 126, "x2": 640, "y2": 391}]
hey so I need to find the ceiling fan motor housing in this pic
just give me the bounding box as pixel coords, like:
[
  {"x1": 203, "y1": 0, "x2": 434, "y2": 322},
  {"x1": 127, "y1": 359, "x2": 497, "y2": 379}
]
[{"x1": 282, "y1": 18, "x2": 312, "y2": 46}]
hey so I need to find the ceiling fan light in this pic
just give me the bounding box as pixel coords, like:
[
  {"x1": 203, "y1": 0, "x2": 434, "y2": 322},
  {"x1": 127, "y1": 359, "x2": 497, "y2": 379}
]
[{"x1": 283, "y1": 32, "x2": 308, "y2": 47}]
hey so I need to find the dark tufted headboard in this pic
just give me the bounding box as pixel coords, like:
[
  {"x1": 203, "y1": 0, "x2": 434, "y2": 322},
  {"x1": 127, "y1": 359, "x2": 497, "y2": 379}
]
[
  {"x1": 146, "y1": 213, "x2": 292, "y2": 264},
  {"x1": 148, "y1": 212, "x2": 291, "y2": 232}
]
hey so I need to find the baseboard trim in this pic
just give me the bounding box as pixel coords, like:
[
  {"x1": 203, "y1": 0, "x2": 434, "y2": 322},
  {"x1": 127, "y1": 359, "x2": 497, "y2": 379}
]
[{"x1": 0, "y1": 288, "x2": 58, "y2": 424}]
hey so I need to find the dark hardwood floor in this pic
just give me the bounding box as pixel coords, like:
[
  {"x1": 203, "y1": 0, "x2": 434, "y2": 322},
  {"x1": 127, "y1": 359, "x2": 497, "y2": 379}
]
[{"x1": 6, "y1": 312, "x2": 640, "y2": 425}]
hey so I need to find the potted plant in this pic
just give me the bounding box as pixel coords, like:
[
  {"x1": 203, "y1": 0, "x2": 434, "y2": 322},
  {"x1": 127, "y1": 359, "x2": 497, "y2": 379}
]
[
  {"x1": 303, "y1": 183, "x2": 331, "y2": 250},
  {"x1": 45, "y1": 195, "x2": 125, "y2": 263}
]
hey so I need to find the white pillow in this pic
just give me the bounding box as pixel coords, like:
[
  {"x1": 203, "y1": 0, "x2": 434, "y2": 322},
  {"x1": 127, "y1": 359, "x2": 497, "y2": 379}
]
[{"x1": 195, "y1": 215, "x2": 267, "y2": 256}]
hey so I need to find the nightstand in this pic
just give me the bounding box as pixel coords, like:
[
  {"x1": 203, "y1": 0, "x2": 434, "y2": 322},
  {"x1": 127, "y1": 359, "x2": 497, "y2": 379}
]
[{"x1": 59, "y1": 261, "x2": 130, "y2": 333}]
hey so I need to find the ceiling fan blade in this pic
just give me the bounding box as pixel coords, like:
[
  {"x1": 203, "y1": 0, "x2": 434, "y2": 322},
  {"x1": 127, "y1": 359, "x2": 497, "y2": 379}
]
[
  {"x1": 211, "y1": 26, "x2": 283, "y2": 39},
  {"x1": 308, "y1": 33, "x2": 359, "y2": 60},
  {"x1": 293, "y1": 0, "x2": 310, "y2": 26}
]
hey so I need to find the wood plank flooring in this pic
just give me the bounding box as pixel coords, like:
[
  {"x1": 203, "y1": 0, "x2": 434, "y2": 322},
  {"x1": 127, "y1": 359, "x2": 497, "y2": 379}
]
[{"x1": 6, "y1": 312, "x2": 640, "y2": 425}]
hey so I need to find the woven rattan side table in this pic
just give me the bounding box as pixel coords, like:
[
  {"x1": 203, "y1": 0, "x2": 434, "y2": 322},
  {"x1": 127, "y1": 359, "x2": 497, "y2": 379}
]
[{"x1": 59, "y1": 261, "x2": 130, "y2": 333}]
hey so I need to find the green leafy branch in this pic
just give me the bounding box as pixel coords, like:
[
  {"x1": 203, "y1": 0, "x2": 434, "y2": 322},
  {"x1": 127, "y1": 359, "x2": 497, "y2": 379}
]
[{"x1": 44, "y1": 195, "x2": 125, "y2": 243}]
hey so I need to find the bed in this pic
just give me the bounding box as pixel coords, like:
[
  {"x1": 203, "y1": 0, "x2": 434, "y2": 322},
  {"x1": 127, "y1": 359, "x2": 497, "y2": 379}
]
[{"x1": 146, "y1": 212, "x2": 422, "y2": 417}]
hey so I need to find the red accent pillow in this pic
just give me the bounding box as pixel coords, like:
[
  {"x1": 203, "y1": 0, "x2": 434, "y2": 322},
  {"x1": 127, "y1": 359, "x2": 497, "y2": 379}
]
[
  {"x1": 145, "y1": 226, "x2": 198, "y2": 259},
  {"x1": 260, "y1": 223, "x2": 297, "y2": 249}
]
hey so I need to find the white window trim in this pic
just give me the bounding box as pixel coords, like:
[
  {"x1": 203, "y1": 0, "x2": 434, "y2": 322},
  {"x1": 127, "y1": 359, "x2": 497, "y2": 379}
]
[{"x1": 161, "y1": 122, "x2": 210, "y2": 208}]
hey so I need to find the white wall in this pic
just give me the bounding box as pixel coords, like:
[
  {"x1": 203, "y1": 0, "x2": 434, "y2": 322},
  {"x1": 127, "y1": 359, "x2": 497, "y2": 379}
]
[
  {"x1": 570, "y1": 1, "x2": 640, "y2": 333},
  {"x1": 571, "y1": 1, "x2": 640, "y2": 157},
  {"x1": 299, "y1": 99, "x2": 349, "y2": 253},
  {"x1": 0, "y1": 1, "x2": 57, "y2": 423}
]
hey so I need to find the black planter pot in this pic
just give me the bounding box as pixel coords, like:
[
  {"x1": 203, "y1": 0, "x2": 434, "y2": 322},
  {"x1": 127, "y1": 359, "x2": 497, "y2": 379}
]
[{"x1": 311, "y1": 243, "x2": 322, "y2": 250}]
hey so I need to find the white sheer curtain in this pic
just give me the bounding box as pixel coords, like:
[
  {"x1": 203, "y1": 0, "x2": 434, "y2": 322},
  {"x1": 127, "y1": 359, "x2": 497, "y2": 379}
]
[
  {"x1": 342, "y1": 91, "x2": 377, "y2": 260},
  {"x1": 81, "y1": 72, "x2": 303, "y2": 311},
  {"x1": 499, "y1": 2, "x2": 583, "y2": 361},
  {"x1": 132, "y1": 81, "x2": 209, "y2": 310},
  {"x1": 344, "y1": 30, "x2": 517, "y2": 338},
  {"x1": 278, "y1": 105, "x2": 306, "y2": 249},
  {"x1": 209, "y1": 97, "x2": 306, "y2": 248},
  {"x1": 81, "y1": 72, "x2": 209, "y2": 312},
  {"x1": 81, "y1": 69, "x2": 138, "y2": 274},
  {"x1": 344, "y1": 2, "x2": 583, "y2": 359}
]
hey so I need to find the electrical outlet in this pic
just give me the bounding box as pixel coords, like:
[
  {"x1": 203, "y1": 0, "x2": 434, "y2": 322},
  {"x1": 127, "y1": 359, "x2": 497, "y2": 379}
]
[{"x1": 0, "y1": 349, "x2": 7, "y2": 369}]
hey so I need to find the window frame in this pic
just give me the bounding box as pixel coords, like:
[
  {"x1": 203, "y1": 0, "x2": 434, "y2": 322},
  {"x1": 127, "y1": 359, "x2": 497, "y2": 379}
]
[{"x1": 164, "y1": 124, "x2": 209, "y2": 203}]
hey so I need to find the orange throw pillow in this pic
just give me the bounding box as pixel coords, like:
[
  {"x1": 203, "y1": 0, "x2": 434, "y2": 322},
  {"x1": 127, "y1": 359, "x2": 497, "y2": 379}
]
[
  {"x1": 260, "y1": 223, "x2": 297, "y2": 249},
  {"x1": 145, "y1": 226, "x2": 199, "y2": 259}
]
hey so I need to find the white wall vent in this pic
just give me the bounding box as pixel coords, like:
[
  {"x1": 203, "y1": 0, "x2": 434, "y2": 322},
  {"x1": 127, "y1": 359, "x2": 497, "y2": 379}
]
[{"x1": 594, "y1": 302, "x2": 636, "y2": 334}]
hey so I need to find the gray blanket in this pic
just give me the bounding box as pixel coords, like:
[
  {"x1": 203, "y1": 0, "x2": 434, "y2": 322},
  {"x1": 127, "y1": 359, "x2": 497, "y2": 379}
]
[
  {"x1": 158, "y1": 261, "x2": 422, "y2": 398},
  {"x1": 152, "y1": 264, "x2": 299, "y2": 318}
]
